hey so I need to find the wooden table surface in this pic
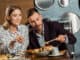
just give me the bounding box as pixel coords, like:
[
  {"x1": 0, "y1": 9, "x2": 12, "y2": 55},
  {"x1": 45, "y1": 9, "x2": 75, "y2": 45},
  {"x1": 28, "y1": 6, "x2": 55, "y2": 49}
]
[
  {"x1": 26, "y1": 55, "x2": 70, "y2": 60},
  {"x1": 0, "y1": 54, "x2": 74, "y2": 60}
]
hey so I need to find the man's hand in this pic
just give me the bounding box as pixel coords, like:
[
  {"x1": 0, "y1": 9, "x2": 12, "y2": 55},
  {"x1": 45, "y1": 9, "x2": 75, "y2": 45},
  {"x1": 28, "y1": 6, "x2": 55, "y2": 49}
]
[{"x1": 55, "y1": 35, "x2": 66, "y2": 43}]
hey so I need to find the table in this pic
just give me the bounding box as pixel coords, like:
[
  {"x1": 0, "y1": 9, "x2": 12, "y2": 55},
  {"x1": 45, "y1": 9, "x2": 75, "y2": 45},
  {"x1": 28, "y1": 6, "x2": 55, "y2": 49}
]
[
  {"x1": 27, "y1": 55, "x2": 70, "y2": 60},
  {"x1": 0, "y1": 54, "x2": 75, "y2": 60}
]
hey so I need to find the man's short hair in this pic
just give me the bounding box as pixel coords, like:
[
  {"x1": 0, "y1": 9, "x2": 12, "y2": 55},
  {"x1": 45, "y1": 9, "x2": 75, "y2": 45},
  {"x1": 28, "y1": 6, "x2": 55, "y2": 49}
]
[{"x1": 27, "y1": 8, "x2": 39, "y2": 18}]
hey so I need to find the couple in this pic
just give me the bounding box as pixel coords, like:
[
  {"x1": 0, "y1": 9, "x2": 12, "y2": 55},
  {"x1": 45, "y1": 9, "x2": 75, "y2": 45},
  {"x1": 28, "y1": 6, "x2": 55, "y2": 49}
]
[{"x1": 0, "y1": 5, "x2": 76, "y2": 56}]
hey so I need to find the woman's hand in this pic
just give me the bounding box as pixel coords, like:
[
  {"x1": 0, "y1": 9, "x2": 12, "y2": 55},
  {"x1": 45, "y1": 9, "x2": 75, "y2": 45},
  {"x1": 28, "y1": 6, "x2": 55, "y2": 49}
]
[
  {"x1": 9, "y1": 40, "x2": 16, "y2": 49},
  {"x1": 9, "y1": 35, "x2": 24, "y2": 49},
  {"x1": 15, "y1": 35, "x2": 24, "y2": 44}
]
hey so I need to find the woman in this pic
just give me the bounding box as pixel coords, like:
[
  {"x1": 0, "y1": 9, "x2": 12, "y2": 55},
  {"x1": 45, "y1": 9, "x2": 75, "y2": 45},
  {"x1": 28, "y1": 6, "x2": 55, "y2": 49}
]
[{"x1": 0, "y1": 5, "x2": 29, "y2": 55}]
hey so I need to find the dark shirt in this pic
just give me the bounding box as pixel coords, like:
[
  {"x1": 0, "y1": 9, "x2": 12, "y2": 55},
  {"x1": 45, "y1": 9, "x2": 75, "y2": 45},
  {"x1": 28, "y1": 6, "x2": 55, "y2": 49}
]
[{"x1": 28, "y1": 19, "x2": 76, "y2": 51}]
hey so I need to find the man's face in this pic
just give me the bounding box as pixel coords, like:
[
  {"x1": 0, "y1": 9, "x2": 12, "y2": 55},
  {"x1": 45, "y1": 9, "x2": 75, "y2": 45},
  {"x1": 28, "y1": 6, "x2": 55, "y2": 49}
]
[{"x1": 28, "y1": 12, "x2": 43, "y2": 31}]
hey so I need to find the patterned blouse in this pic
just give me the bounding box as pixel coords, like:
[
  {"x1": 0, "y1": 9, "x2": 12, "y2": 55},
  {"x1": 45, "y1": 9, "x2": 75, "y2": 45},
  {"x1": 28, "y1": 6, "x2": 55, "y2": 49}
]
[{"x1": 0, "y1": 25, "x2": 29, "y2": 54}]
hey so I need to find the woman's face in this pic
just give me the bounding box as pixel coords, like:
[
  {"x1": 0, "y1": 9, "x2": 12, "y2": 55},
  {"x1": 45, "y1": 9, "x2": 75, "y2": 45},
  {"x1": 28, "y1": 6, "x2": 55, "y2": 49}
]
[{"x1": 9, "y1": 9, "x2": 22, "y2": 26}]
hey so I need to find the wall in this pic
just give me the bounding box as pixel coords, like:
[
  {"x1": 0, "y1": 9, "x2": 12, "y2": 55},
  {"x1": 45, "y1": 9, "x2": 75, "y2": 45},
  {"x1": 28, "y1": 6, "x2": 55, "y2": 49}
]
[
  {"x1": 38, "y1": 0, "x2": 79, "y2": 20},
  {"x1": 0, "y1": 0, "x2": 34, "y2": 24}
]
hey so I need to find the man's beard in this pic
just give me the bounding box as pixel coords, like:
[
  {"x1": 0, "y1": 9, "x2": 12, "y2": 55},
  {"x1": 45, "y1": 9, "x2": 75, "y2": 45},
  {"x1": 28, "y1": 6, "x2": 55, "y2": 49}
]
[{"x1": 33, "y1": 24, "x2": 42, "y2": 33}]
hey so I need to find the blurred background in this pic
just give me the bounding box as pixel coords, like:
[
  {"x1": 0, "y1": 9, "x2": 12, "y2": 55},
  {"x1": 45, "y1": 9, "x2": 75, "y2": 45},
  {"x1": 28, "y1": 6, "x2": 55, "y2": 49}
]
[{"x1": 0, "y1": 0, "x2": 34, "y2": 24}]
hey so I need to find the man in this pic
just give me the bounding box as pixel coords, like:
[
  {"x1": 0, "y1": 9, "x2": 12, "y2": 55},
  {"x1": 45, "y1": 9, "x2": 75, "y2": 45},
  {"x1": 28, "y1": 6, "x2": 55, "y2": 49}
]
[{"x1": 27, "y1": 8, "x2": 76, "y2": 56}]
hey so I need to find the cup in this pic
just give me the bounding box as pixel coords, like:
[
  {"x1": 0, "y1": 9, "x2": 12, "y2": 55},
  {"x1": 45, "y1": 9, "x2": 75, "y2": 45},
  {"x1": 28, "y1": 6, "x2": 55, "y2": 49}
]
[{"x1": 49, "y1": 47, "x2": 60, "y2": 56}]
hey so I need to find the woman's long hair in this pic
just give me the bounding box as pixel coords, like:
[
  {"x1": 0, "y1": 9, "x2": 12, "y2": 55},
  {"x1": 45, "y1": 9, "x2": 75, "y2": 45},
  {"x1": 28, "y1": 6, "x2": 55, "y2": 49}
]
[{"x1": 3, "y1": 5, "x2": 22, "y2": 30}]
